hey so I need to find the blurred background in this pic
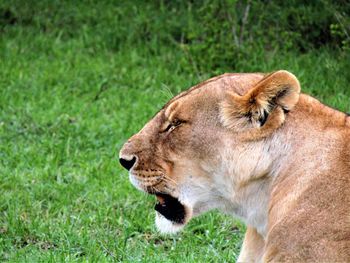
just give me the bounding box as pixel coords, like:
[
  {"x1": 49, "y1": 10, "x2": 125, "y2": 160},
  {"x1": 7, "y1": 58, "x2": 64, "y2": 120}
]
[{"x1": 0, "y1": 0, "x2": 349, "y2": 261}]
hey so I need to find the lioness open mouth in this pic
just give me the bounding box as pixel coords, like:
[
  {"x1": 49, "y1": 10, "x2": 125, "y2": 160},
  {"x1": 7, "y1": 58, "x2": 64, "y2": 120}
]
[{"x1": 154, "y1": 193, "x2": 186, "y2": 224}]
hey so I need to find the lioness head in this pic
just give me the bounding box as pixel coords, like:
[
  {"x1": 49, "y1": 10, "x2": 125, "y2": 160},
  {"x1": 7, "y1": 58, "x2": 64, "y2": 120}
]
[{"x1": 119, "y1": 70, "x2": 300, "y2": 234}]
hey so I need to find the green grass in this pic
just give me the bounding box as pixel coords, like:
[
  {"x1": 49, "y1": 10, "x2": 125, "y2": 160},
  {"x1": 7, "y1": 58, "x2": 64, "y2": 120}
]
[{"x1": 0, "y1": 1, "x2": 349, "y2": 262}]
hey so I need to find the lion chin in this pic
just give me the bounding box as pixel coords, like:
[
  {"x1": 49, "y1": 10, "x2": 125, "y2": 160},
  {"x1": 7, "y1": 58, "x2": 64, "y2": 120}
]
[{"x1": 155, "y1": 213, "x2": 185, "y2": 234}]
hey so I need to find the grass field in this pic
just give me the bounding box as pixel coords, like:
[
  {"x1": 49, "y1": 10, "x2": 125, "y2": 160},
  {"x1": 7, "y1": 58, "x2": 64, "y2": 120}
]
[{"x1": 0, "y1": 1, "x2": 349, "y2": 262}]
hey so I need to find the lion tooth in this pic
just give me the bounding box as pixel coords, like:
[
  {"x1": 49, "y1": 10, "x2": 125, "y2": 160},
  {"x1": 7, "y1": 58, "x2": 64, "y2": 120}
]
[{"x1": 156, "y1": 195, "x2": 165, "y2": 205}]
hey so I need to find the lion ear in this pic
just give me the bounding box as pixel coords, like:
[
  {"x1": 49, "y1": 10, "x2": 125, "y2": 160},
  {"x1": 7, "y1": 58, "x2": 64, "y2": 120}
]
[{"x1": 220, "y1": 70, "x2": 300, "y2": 134}]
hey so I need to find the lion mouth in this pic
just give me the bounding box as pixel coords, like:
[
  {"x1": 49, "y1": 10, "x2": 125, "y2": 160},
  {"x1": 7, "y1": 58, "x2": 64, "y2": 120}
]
[{"x1": 154, "y1": 193, "x2": 186, "y2": 224}]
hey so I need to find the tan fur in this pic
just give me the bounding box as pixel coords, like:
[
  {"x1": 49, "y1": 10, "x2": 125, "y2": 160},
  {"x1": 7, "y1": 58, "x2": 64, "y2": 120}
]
[
  {"x1": 238, "y1": 227, "x2": 265, "y2": 262},
  {"x1": 119, "y1": 71, "x2": 350, "y2": 262}
]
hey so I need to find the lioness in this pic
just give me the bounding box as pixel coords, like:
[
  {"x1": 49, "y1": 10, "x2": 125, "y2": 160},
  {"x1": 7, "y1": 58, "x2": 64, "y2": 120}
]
[{"x1": 119, "y1": 71, "x2": 350, "y2": 262}]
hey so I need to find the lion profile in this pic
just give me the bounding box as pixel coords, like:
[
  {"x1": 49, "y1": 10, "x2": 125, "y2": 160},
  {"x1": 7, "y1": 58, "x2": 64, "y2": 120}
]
[{"x1": 119, "y1": 70, "x2": 350, "y2": 262}]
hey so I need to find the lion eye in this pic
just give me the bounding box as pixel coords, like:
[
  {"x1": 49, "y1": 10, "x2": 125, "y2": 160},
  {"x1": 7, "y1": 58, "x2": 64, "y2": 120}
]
[
  {"x1": 163, "y1": 123, "x2": 173, "y2": 132},
  {"x1": 162, "y1": 119, "x2": 182, "y2": 133}
]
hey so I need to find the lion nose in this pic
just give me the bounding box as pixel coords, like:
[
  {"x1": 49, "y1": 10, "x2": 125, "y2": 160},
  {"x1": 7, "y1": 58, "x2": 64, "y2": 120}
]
[{"x1": 119, "y1": 156, "x2": 136, "y2": 171}]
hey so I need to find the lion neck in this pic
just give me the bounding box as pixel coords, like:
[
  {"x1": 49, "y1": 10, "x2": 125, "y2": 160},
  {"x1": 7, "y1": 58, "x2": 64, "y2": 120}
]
[{"x1": 211, "y1": 134, "x2": 289, "y2": 239}]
